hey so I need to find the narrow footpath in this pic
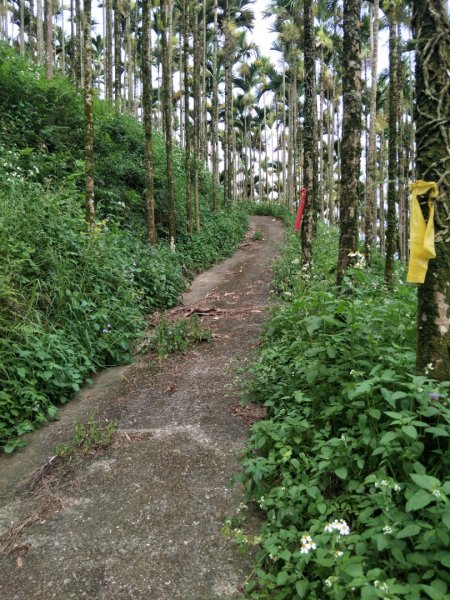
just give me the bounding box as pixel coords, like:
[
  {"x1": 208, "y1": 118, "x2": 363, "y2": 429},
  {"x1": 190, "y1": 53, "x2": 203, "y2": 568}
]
[{"x1": 0, "y1": 216, "x2": 284, "y2": 600}]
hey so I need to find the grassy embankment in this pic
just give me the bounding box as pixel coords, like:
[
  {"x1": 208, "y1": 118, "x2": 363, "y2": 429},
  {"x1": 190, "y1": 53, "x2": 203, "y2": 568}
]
[{"x1": 0, "y1": 46, "x2": 248, "y2": 452}]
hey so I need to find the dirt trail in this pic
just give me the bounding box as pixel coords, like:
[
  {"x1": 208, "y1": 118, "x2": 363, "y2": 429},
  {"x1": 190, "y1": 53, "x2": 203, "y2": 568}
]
[{"x1": 0, "y1": 216, "x2": 284, "y2": 600}]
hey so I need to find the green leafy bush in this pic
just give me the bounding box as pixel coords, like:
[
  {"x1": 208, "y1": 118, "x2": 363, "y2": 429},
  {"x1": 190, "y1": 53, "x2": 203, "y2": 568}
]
[
  {"x1": 0, "y1": 175, "x2": 246, "y2": 451},
  {"x1": 235, "y1": 223, "x2": 450, "y2": 599},
  {"x1": 0, "y1": 48, "x2": 248, "y2": 452},
  {"x1": 244, "y1": 201, "x2": 292, "y2": 222},
  {"x1": 177, "y1": 207, "x2": 248, "y2": 275}
]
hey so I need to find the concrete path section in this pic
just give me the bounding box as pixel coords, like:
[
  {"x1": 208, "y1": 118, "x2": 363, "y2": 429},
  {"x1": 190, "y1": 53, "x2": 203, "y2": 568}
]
[{"x1": 0, "y1": 216, "x2": 284, "y2": 600}]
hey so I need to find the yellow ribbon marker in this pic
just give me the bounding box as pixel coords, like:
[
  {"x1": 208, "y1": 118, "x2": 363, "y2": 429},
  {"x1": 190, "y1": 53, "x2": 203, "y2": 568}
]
[{"x1": 406, "y1": 180, "x2": 438, "y2": 284}]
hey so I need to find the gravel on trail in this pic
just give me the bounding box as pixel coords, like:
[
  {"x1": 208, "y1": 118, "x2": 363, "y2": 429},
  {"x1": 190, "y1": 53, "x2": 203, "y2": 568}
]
[{"x1": 0, "y1": 216, "x2": 284, "y2": 600}]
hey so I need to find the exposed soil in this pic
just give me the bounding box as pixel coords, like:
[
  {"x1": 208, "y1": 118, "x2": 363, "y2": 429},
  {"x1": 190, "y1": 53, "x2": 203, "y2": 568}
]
[{"x1": 0, "y1": 216, "x2": 284, "y2": 600}]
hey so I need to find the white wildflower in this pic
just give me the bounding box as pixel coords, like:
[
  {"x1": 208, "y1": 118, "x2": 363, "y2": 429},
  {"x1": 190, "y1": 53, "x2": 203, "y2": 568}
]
[
  {"x1": 338, "y1": 522, "x2": 350, "y2": 536},
  {"x1": 374, "y1": 581, "x2": 389, "y2": 593},
  {"x1": 432, "y1": 489, "x2": 441, "y2": 498},
  {"x1": 300, "y1": 534, "x2": 317, "y2": 554},
  {"x1": 383, "y1": 526, "x2": 392, "y2": 535},
  {"x1": 324, "y1": 519, "x2": 350, "y2": 536}
]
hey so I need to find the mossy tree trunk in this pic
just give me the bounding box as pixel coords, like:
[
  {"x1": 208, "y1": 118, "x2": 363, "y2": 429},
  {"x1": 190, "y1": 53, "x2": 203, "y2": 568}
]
[
  {"x1": 182, "y1": 0, "x2": 192, "y2": 232},
  {"x1": 142, "y1": 0, "x2": 157, "y2": 245},
  {"x1": 105, "y1": 0, "x2": 113, "y2": 101},
  {"x1": 76, "y1": 0, "x2": 84, "y2": 86},
  {"x1": 114, "y1": 0, "x2": 122, "y2": 112},
  {"x1": 301, "y1": 0, "x2": 316, "y2": 270},
  {"x1": 19, "y1": 0, "x2": 25, "y2": 55},
  {"x1": 84, "y1": 0, "x2": 95, "y2": 224},
  {"x1": 413, "y1": 0, "x2": 450, "y2": 380},
  {"x1": 336, "y1": 0, "x2": 362, "y2": 286},
  {"x1": 44, "y1": 0, "x2": 53, "y2": 78},
  {"x1": 210, "y1": 0, "x2": 219, "y2": 211},
  {"x1": 160, "y1": 0, "x2": 176, "y2": 248},
  {"x1": 384, "y1": 1, "x2": 398, "y2": 289},
  {"x1": 224, "y1": 3, "x2": 234, "y2": 204},
  {"x1": 124, "y1": 0, "x2": 133, "y2": 113},
  {"x1": 364, "y1": 0, "x2": 379, "y2": 264},
  {"x1": 192, "y1": 0, "x2": 201, "y2": 231}
]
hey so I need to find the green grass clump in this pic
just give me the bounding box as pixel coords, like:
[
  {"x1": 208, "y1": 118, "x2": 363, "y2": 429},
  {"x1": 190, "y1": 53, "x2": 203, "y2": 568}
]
[
  {"x1": 55, "y1": 416, "x2": 117, "y2": 462},
  {"x1": 235, "y1": 222, "x2": 450, "y2": 599},
  {"x1": 145, "y1": 316, "x2": 212, "y2": 357}
]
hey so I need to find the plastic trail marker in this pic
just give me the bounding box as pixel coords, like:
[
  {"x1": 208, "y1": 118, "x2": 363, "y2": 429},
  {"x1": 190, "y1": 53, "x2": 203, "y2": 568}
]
[
  {"x1": 295, "y1": 187, "x2": 307, "y2": 231},
  {"x1": 406, "y1": 180, "x2": 437, "y2": 284}
]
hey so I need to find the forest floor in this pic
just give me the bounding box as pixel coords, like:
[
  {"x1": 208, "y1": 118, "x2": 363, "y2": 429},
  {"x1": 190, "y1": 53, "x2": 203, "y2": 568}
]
[{"x1": 0, "y1": 215, "x2": 284, "y2": 600}]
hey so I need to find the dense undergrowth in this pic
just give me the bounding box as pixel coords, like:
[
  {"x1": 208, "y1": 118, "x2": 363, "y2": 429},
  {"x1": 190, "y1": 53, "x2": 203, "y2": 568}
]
[
  {"x1": 233, "y1": 225, "x2": 450, "y2": 600},
  {"x1": 0, "y1": 46, "x2": 247, "y2": 452}
]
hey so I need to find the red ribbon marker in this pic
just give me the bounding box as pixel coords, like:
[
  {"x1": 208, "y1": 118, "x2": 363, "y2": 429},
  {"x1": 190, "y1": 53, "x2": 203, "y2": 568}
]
[{"x1": 294, "y1": 187, "x2": 307, "y2": 231}]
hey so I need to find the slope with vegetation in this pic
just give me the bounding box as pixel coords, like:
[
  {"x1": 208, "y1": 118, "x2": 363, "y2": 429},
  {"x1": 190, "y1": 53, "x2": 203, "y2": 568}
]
[
  {"x1": 0, "y1": 46, "x2": 248, "y2": 452},
  {"x1": 231, "y1": 226, "x2": 450, "y2": 599}
]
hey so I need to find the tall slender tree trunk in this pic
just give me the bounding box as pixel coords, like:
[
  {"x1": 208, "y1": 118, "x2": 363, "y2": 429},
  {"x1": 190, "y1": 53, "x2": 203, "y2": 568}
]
[
  {"x1": 192, "y1": 0, "x2": 201, "y2": 230},
  {"x1": 70, "y1": 0, "x2": 75, "y2": 77},
  {"x1": 60, "y1": 1, "x2": 66, "y2": 73},
  {"x1": 327, "y1": 89, "x2": 335, "y2": 224},
  {"x1": 211, "y1": 0, "x2": 219, "y2": 210},
  {"x1": 182, "y1": 0, "x2": 192, "y2": 231},
  {"x1": 142, "y1": 0, "x2": 157, "y2": 245},
  {"x1": 29, "y1": 0, "x2": 37, "y2": 57},
  {"x1": 287, "y1": 58, "x2": 295, "y2": 211},
  {"x1": 413, "y1": 0, "x2": 450, "y2": 379},
  {"x1": 318, "y1": 51, "x2": 325, "y2": 219},
  {"x1": 36, "y1": 0, "x2": 45, "y2": 62},
  {"x1": 384, "y1": 1, "x2": 398, "y2": 288},
  {"x1": 19, "y1": 0, "x2": 25, "y2": 55},
  {"x1": 201, "y1": 0, "x2": 207, "y2": 163},
  {"x1": 224, "y1": 4, "x2": 234, "y2": 204},
  {"x1": 44, "y1": 0, "x2": 53, "y2": 78},
  {"x1": 364, "y1": 0, "x2": 379, "y2": 263},
  {"x1": 396, "y1": 20, "x2": 406, "y2": 261},
  {"x1": 84, "y1": 0, "x2": 95, "y2": 224},
  {"x1": 125, "y1": 0, "x2": 133, "y2": 113},
  {"x1": 301, "y1": 0, "x2": 317, "y2": 269},
  {"x1": 74, "y1": 0, "x2": 82, "y2": 85},
  {"x1": 105, "y1": 0, "x2": 113, "y2": 100},
  {"x1": 337, "y1": 0, "x2": 362, "y2": 286},
  {"x1": 114, "y1": 0, "x2": 122, "y2": 112},
  {"x1": 281, "y1": 66, "x2": 286, "y2": 206},
  {"x1": 379, "y1": 132, "x2": 386, "y2": 255},
  {"x1": 160, "y1": 0, "x2": 176, "y2": 247}
]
